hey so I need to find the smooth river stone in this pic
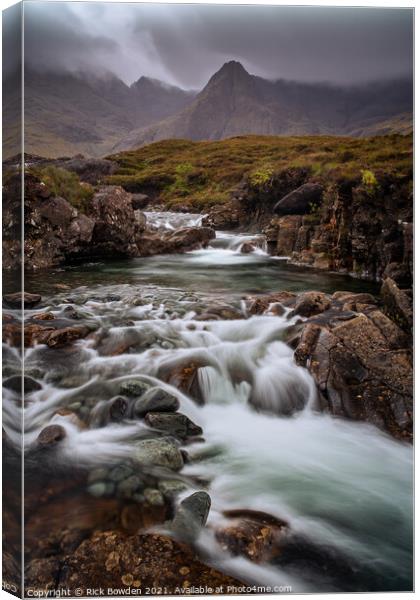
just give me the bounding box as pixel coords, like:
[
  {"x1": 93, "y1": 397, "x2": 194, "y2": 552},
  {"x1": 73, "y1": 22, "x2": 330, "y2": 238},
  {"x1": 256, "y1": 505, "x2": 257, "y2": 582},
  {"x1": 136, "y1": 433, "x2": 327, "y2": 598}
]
[{"x1": 134, "y1": 437, "x2": 184, "y2": 471}]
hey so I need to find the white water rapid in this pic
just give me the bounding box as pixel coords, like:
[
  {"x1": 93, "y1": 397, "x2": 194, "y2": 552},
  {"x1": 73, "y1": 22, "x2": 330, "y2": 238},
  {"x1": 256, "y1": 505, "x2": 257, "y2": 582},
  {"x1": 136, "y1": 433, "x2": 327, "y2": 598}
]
[{"x1": 5, "y1": 211, "x2": 412, "y2": 593}]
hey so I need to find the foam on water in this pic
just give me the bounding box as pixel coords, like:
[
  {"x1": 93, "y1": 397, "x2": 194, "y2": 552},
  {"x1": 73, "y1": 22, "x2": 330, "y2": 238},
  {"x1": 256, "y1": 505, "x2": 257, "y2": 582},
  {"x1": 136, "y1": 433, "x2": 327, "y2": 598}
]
[{"x1": 6, "y1": 211, "x2": 412, "y2": 592}]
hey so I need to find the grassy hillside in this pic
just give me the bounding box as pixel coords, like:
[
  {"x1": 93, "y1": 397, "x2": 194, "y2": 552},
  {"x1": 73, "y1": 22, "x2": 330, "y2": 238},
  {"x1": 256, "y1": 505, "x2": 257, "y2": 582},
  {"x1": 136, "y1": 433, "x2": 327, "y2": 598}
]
[{"x1": 106, "y1": 134, "x2": 413, "y2": 210}]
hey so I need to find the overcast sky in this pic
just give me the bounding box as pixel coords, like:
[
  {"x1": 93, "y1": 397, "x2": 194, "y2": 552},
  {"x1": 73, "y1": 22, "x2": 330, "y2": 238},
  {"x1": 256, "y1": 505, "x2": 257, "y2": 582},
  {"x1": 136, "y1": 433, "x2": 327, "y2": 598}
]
[{"x1": 20, "y1": 2, "x2": 413, "y2": 89}]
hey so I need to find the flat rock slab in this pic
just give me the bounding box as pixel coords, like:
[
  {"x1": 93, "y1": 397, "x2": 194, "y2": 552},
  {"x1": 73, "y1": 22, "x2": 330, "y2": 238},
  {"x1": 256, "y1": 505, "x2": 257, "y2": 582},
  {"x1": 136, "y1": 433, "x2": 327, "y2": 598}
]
[{"x1": 54, "y1": 530, "x2": 243, "y2": 594}]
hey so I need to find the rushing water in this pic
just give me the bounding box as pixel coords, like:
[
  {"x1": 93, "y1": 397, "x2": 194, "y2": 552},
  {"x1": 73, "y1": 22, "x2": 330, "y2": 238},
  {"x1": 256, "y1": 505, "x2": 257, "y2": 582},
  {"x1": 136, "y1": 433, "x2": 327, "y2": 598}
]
[{"x1": 7, "y1": 212, "x2": 412, "y2": 592}]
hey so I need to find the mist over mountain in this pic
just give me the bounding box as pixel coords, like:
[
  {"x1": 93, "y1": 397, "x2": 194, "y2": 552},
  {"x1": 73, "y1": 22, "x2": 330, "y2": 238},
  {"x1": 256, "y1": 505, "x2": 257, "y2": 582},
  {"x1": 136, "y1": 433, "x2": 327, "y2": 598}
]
[
  {"x1": 19, "y1": 68, "x2": 196, "y2": 158},
  {"x1": 114, "y1": 61, "x2": 413, "y2": 153},
  {"x1": 10, "y1": 60, "x2": 412, "y2": 159}
]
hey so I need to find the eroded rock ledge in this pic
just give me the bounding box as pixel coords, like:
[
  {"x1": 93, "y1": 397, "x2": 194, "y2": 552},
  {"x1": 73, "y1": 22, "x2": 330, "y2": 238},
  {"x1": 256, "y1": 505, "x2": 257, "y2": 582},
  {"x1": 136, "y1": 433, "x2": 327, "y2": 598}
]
[
  {"x1": 247, "y1": 278, "x2": 413, "y2": 441},
  {"x1": 3, "y1": 172, "x2": 214, "y2": 271},
  {"x1": 204, "y1": 169, "x2": 412, "y2": 286}
]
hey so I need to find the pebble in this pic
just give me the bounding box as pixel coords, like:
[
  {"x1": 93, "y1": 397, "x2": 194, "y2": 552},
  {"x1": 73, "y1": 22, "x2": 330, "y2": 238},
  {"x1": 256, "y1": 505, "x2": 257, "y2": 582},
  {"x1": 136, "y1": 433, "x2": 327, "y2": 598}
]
[
  {"x1": 109, "y1": 465, "x2": 133, "y2": 482},
  {"x1": 143, "y1": 488, "x2": 164, "y2": 507},
  {"x1": 117, "y1": 475, "x2": 143, "y2": 499},
  {"x1": 88, "y1": 468, "x2": 109, "y2": 483},
  {"x1": 87, "y1": 482, "x2": 107, "y2": 498}
]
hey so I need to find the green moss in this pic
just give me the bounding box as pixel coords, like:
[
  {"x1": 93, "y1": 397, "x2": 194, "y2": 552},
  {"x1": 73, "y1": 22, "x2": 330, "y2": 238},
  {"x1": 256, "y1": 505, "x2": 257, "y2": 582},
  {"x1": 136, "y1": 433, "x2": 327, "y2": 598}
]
[
  {"x1": 106, "y1": 134, "x2": 412, "y2": 209},
  {"x1": 249, "y1": 165, "x2": 273, "y2": 187},
  {"x1": 31, "y1": 165, "x2": 94, "y2": 212}
]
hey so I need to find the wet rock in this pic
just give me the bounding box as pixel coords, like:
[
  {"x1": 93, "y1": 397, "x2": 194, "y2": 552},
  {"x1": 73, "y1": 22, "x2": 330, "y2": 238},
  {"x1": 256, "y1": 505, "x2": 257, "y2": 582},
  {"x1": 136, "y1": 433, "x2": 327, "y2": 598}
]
[
  {"x1": 294, "y1": 306, "x2": 413, "y2": 440},
  {"x1": 293, "y1": 291, "x2": 331, "y2": 317},
  {"x1": 34, "y1": 312, "x2": 55, "y2": 321},
  {"x1": 54, "y1": 408, "x2": 87, "y2": 430},
  {"x1": 143, "y1": 488, "x2": 165, "y2": 507},
  {"x1": 240, "y1": 242, "x2": 255, "y2": 254},
  {"x1": 119, "y1": 379, "x2": 150, "y2": 398},
  {"x1": 145, "y1": 413, "x2": 203, "y2": 440},
  {"x1": 109, "y1": 396, "x2": 128, "y2": 422},
  {"x1": 58, "y1": 530, "x2": 243, "y2": 593},
  {"x1": 116, "y1": 476, "x2": 143, "y2": 499},
  {"x1": 381, "y1": 277, "x2": 413, "y2": 334},
  {"x1": 133, "y1": 388, "x2": 179, "y2": 417},
  {"x1": 37, "y1": 425, "x2": 67, "y2": 448},
  {"x1": 202, "y1": 204, "x2": 241, "y2": 230},
  {"x1": 332, "y1": 291, "x2": 376, "y2": 306},
  {"x1": 138, "y1": 226, "x2": 216, "y2": 256},
  {"x1": 109, "y1": 465, "x2": 133, "y2": 482},
  {"x1": 3, "y1": 375, "x2": 42, "y2": 395},
  {"x1": 158, "y1": 479, "x2": 188, "y2": 500},
  {"x1": 163, "y1": 362, "x2": 205, "y2": 405},
  {"x1": 171, "y1": 491, "x2": 211, "y2": 542},
  {"x1": 88, "y1": 468, "x2": 109, "y2": 484},
  {"x1": 274, "y1": 182, "x2": 323, "y2": 215},
  {"x1": 135, "y1": 437, "x2": 184, "y2": 471},
  {"x1": 216, "y1": 509, "x2": 288, "y2": 563},
  {"x1": 87, "y1": 482, "x2": 108, "y2": 498},
  {"x1": 246, "y1": 291, "x2": 296, "y2": 315},
  {"x1": 3, "y1": 292, "x2": 41, "y2": 309},
  {"x1": 36, "y1": 325, "x2": 92, "y2": 348}
]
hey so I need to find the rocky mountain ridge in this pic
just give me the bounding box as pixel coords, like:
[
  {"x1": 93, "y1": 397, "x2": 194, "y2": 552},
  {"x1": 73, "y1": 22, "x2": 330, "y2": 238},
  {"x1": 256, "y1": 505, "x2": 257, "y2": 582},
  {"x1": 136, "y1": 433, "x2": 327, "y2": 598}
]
[
  {"x1": 5, "y1": 61, "x2": 412, "y2": 158},
  {"x1": 114, "y1": 61, "x2": 413, "y2": 151}
]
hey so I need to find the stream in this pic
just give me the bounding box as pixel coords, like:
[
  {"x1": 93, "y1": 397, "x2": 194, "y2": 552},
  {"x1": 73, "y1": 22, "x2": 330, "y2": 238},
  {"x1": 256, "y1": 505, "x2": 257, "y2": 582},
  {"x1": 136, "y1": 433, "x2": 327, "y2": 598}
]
[{"x1": 5, "y1": 212, "x2": 413, "y2": 593}]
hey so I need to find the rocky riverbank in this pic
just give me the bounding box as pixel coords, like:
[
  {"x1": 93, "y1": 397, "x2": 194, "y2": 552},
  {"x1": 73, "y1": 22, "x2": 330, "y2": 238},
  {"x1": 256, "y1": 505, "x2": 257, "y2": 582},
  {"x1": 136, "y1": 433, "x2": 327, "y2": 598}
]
[
  {"x1": 2, "y1": 267, "x2": 413, "y2": 594},
  {"x1": 2, "y1": 166, "x2": 215, "y2": 271},
  {"x1": 203, "y1": 169, "x2": 413, "y2": 286}
]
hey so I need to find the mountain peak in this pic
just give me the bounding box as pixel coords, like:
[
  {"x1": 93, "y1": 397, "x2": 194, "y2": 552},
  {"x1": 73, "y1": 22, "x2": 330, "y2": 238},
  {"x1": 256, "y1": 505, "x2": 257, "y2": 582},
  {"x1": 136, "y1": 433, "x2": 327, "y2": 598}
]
[
  {"x1": 203, "y1": 60, "x2": 253, "y2": 93},
  {"x1": 219, "y1": 60, "x2": 248, "y2": 75}
]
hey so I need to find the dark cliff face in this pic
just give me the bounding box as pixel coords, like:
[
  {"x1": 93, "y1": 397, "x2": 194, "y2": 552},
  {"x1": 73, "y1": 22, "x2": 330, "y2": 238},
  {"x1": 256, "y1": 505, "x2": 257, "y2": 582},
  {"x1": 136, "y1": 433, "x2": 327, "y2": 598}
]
[{"x1": 204, "y1": 168, "x2": 413, "y2": 285}]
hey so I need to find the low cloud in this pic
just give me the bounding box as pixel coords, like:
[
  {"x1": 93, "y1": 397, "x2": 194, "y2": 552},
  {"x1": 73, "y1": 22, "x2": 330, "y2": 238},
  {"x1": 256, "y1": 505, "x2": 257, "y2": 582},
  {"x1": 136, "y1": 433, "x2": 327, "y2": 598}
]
[{"x1": 21, "y1": 2, "x2": 413, "y2": 88}]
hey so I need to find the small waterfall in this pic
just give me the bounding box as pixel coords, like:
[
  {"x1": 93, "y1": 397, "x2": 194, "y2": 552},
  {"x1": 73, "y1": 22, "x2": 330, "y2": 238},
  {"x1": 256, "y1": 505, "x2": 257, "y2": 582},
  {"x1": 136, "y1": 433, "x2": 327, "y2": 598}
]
[
  {"x1": 9, "y1": 212, "x2": 412, "y2": 593},
  {"x1": 144, "y1": 210, "x2": 203, "y2": 230}
]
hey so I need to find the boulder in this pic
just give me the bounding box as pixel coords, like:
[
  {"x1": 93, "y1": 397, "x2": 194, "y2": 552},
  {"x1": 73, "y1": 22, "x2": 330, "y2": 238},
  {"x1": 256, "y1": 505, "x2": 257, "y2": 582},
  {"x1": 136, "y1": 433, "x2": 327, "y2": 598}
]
[
  {"x1": 37, "y1": 425, "x2": 67, "y2": 448},
  {"x1": 274, "y1": 183, "x2": 323, "y2": 215},
  {"x1": 246, "y1": 292, "x2": 296, "y2": 315},
  {"x1": 134, "y1": 437, "x2": 184, "y2": 471},
  {"x1": 170, "y1": 491, "x2": 211, "y2": 542},
  {"x1": 381, "y1": 277, "x2": 413, "y2": 334},
  {"x1": 35, "y1": 325, "x2": 92, "y2": 348},
  {"x1": 89, "y1": 186, "x2": 139, "y2": 258},
  {"x1": 119, "y1": 379, "x2": 150, "y2": 398},
  {"x1": 293, "y1": 291, "x2": 331, "y2": 317},
  {"x1": 109, "y1": 397, "x2": 128, "y2": 422},
  {"x1": 138, "y1": 226, "x2": 215, "y2": 256},
  {"x1": 202, "y1": 204, "x2": 241, "y2": 230},
  {"x1": 294, "y1": 308, "x2": 413, "y2": 440},
  {"x1": 145, "y1": 413, "x2": 203, "y2": 440},
  {"x1": 133, "y1": 388, "x2": 180, "y2": 417}
]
